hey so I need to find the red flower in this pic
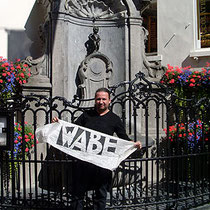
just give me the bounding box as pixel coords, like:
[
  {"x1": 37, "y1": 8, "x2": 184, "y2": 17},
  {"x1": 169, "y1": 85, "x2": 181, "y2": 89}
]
[
  {"x1": 189, "y1": 83, "x2": 195, "y2": 87},
  {"x1": 20, "y1": 73, "x2": 25, "y2": 78},
  {"x1": 190, "y1": 78, "x2": 195, "y2": 83},
  {"x1": 169, "y1": 79, "x2": 175, "y2": 84},
  {"x1": 25, "y1": 139, "x2": 30, "y2": 142}
]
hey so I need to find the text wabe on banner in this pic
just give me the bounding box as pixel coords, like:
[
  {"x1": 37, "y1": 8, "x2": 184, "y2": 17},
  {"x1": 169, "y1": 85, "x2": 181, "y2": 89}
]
[{"x1": 35, "y1": 120, "x2": 136, "y2": 171}]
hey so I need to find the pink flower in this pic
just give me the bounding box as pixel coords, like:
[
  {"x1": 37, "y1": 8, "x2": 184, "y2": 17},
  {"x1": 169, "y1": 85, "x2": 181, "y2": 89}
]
[
  {"x1": 14, "y1": 140, "x2": 18, "y2": 144},
  {"x1": 25, "y1": 148, "x2": 29, "y2": 152}
]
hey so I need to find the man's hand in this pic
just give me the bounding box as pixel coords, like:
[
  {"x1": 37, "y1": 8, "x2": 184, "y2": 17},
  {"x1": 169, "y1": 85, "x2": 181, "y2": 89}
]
[
  {"x1": 134, "y1": 141, "x2": 142, "y2": 150},
  {"x1": 52, "y1": 117, "x2": 59, "y2": 123}
]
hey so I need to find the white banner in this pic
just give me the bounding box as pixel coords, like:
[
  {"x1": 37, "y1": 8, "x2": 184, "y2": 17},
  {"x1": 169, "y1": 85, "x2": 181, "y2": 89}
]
[{"x1": 36, "y1": 120, "x2": 137, "y2": 171}]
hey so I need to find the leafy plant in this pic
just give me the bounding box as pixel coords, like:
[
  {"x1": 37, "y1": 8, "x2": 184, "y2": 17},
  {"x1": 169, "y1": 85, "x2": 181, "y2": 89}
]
[
  {"x1": 3, "y1": 122, "x2": 38, "y2": 181},
  {"x1": 10, "y1": 122, "x2": 37, "y2": 159}
]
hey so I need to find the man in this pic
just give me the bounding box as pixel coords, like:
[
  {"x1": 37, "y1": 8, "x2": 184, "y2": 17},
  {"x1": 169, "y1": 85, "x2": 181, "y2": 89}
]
[{"x1": 52, "y1": 87, "x2": 141, "y2": 210}]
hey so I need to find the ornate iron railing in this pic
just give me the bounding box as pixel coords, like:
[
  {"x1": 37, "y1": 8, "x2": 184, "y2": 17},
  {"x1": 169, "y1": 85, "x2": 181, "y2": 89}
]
[{"x1": 0, "y1": 73, "x2": 209, "y2": 209}]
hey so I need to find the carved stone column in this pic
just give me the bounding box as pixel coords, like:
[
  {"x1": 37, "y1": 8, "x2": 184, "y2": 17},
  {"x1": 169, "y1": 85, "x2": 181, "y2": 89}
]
[{"x1": 22, "y1": 0, "x2": 52, "y2": 95}]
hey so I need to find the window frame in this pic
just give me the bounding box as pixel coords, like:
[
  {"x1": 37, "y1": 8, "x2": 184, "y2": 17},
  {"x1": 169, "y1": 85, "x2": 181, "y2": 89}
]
[{"x1": 196, "y1": 0, "x2": 210, "y2": 49}]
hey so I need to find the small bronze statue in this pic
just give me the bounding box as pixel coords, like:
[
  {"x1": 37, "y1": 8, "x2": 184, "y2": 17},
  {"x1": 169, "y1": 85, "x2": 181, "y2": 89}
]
[{"x1": 85, "y1": 26, "x2": 101, "y2": 56}]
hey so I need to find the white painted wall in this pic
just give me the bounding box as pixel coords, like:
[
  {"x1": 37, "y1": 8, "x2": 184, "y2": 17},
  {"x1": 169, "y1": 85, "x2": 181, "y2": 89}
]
[
  {"x1": 158, "y1": 0, "x2": 195, "y2": 67},
  {"x1": 0, "y1": 0, "x2": 36, "y2": 58},
  {"x1": 157, "y1": 0, "x2": 210, "y2": 68}
]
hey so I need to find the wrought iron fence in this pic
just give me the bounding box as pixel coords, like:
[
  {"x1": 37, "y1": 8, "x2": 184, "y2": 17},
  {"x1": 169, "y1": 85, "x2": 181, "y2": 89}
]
[{"x1": 0, "y1": 73, "x2": 209, "y2": 209}]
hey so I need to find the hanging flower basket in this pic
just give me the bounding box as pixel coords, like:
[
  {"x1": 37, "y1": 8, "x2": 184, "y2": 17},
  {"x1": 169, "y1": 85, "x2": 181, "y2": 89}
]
[{"x1": 0, "y1": 57, "x2": 31, "y2": 101}]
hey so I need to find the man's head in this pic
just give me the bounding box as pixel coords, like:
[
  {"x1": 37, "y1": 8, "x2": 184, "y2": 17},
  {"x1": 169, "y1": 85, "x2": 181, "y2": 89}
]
[{"x1": 95, "y1": 88, "x2": 111, "y2": 115}]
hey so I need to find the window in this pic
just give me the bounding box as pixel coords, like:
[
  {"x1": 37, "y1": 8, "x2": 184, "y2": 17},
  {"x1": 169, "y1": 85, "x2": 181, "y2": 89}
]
[
  {"x1": 198, "y1": 0, "x2": 210, "y2": 48},
  {"x1": 141, "y1": 0, "x2": 157, "y2": 54}
]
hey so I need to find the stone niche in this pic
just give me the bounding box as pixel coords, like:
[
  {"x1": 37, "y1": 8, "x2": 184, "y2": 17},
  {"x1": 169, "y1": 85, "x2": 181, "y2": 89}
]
[{"x1": 50, "y1": 0, "x2": 143, "y2": 101}]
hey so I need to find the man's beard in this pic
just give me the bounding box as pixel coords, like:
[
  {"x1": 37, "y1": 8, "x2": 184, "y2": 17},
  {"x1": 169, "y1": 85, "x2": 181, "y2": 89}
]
[{"x1": 96, "y1": 105, "x2": 107, "y2": 113}]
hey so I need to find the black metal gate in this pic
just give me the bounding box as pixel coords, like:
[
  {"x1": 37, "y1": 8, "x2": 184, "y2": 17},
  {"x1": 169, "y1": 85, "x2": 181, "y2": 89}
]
[{"x1": 0, "y1": 73, "x2": 209, "y2": 209}]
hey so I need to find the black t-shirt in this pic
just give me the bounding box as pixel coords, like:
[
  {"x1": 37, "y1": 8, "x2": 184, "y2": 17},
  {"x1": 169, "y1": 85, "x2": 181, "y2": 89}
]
[
  {"x1": 72, "y1": 109, "x2": 130, "y2": 192},
  {"x1": 75, "y1": 109, "x2": 130, "y2": 141}
]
